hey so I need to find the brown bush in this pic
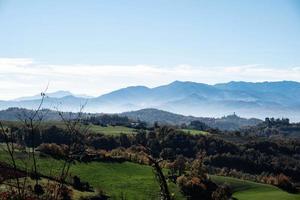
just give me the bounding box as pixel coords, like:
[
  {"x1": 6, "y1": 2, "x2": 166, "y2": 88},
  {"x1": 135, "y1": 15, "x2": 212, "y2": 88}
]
[
  {"x1": 177, "y1": 175, "x2": 218, "y2": 200},
  {"x1": 261, "y1": 173, "x2": 296, "y2": 193},
  {"x1": 37, "y1": 143, "x2": 68, "y2": 159}
]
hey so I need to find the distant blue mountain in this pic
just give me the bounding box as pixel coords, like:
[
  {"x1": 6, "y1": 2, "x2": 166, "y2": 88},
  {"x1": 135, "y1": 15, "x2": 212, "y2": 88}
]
[
  {"x1": 1, "y1": 81, "x2": 300, "y2": 121},
  {"x1": 14, "y1": 90, "x2": 73, "y2": 101},
  {"x1": 214, "y1": 81, "x2": 300, "y2": 106}
]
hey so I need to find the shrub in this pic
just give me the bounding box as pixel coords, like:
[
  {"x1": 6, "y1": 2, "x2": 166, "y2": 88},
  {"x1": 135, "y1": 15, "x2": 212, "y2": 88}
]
[
  {"x1": 37, "y1": 143, "x2": 67, "y2": 159},
  {"x1": 177, "y1": 175, "x2": 218, "y2": 200},
  {"x1": 277, "y1": 174, "x2": 297, "y2": 193},
  {"x1": 211, "y1": 184, "x2": 232, "y2": 200},
  {"x1": 261, "y1": 173, "x2": 297, "y2": 193},
  {"x1": 72, "y1": 176, "x2": 91, "y2": 191}
]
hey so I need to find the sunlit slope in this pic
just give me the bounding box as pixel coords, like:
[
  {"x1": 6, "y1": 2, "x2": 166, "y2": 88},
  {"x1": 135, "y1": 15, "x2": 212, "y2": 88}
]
[{"x1": 212, "y1": 175, "x2": 300, "y2": 200}]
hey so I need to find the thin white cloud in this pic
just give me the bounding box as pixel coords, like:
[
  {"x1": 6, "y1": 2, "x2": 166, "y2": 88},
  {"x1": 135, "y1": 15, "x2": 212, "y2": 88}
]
[
  {"x1": 0, "y1": 58, "x2": 34, "y2": 66},
  {"x1": 0, "y1": 58, "x2": 299, "y2": 100}
]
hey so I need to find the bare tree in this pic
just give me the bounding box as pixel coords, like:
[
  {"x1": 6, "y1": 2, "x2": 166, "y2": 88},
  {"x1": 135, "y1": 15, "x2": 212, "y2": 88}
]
[
  {"x1": 0, "y1": 89, "x2": 93, "y2": 199},
  {"x1": 54, "y1": 103, "x2": 90, "y2": 199},
  {"x1": 141, "y1": 146, "x2": 173, "y2": 200},
  {"x1": 17, "y1": 92, "x2": 48, "y2": 188},
  {"x1": 0, "y1": 122, "x2": 23, "y2": 197},
  {"x1": 148, "y1": 155, "x2": 172, "y2": 200},
  {"x1": 0, "y1": 90, "x2": 48, "y2": 197}
]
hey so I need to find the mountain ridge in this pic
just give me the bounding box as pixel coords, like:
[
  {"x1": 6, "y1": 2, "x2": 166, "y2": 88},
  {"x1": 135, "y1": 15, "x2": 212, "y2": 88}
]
[{"x1": 1, "y1": 80, "x2": 300, "y2": 121}]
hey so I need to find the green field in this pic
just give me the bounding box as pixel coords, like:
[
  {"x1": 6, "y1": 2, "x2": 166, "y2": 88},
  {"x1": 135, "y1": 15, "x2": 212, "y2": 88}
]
[
  {"x1": 36, "y1": 158, "x2": 300, "y2": 200},
  {"x1": 212, "y1": 175, "x2": 300, "y2": 200},
  {"x1": 1, "y1": 150, "x2": 300, "y2": 200},
  {"x1": 3, "y1": 121, "x2": 212, "y2": 136},
  {"x1": 69, "y1": 161, "x2": 184, "y2": 200},
  {"x1": 88, "y1": 125, "x2": 136, "y2": 135},
  {"x1": 181, "y1": 128, "x2": 209, "y2": 135},
  {"x1": 1, "y1": 121, "x2": 137, "y2": 136},
  {"x1": 2, "y1": 121, "x2": 212, "y2": 136},
  {"x1": 0, "y1": 151, "x2": 183, "y2": 200}
]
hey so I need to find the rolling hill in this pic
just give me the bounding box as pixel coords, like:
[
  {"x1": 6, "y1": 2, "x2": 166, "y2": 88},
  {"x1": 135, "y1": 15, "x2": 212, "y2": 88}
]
[
  {"x1": 0, "y1": 107, "x2": 261, "y2": 131},
  {"x1": 121, "y1": 108, "x2": 262, "y2": 130}
]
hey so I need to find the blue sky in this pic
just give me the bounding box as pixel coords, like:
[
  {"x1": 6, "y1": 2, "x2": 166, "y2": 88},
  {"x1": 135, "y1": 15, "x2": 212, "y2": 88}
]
[
  {"x1": 0, "y1": 0, "x2": 300, "y2": 99},
  {"x1": 1, "y1": 0, "x2": 300, "y2": 66}
]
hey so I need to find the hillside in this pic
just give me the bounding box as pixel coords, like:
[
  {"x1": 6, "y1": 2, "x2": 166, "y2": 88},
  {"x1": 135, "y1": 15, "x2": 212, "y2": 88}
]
[
  {"x1": 0, "y1": 107, "x2": 261, "y2": 130},
  {"x1": 0, "y1": 107, "x2": 93, "y2": 121},
  {"x1": 1, "y1": 151, "x2": 298, "y2": 200},
  {"x1": 211, "y1": 175, "x2": 300, "y2": 200},
  {"x1": 122, "y1": 108, "x2": 262, "y2": 130}
]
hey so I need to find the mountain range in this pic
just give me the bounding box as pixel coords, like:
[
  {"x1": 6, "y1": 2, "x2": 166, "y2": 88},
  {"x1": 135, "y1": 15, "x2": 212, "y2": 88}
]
[{"x1": 1, "y1": 81, "x2": 300, "y2": 121}]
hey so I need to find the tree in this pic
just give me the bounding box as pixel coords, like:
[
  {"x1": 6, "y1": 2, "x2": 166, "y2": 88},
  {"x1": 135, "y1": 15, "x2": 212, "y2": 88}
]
[
  {"x1": 189, "y1": 121, "x2": 208, "y2": 131},
  {"x1": 15, "y1": 91, "x2": 48, "y2": 195},
  {"x1": 147, "y1": 154, "x2": 172, "y2": 200},
  {"x1": 119, "y1": 133, "x2": 131, "y2": 148},
  {"x1": 0, "y1": 122, "x2": 23, "y2": 197},
  {"x1": 55, "y1": 104, "x2": 90, "y2": 199},
  {"x1": 173, "y1": 155, "x2": 186, "y2": 176}
]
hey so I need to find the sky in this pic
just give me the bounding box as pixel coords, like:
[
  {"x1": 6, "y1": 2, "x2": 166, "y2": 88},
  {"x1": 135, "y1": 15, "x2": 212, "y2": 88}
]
[{"x1": 0, "y1": 0, "x2": 300, "y2": 100}]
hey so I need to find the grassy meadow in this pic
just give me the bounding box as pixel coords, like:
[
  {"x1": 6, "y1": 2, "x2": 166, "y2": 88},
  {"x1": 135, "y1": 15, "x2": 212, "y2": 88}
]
[
  {"x1": 181, "y1": 128, "x2": 210, "y2": 135},
  {"x1": 2, "y1": 120, "x2": 210, "y2": 136},
  {"x1": 1, "y1": 148, "x2": 299, "y2": 200},
  {"x1": 1, "y1": 120, "x2": 137, "y2": 136},
  {"x1": 212, "y1": 175, "x2": 300, "y2": 200},
  {"x1": 87, "y1": 125, "x2": 137, "y2": 135}
]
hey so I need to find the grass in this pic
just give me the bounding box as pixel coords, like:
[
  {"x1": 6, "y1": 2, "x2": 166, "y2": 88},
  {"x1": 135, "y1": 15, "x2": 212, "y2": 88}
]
[
  {"x1": 0, "y1": 177, "x2": 96, "y2": 200},
  {"x1": 1, "y1": 121, "x2": 137, "y2": 136},
  {"x1": 1, "y1": 149, "x2": 300, "y2": 200},
  {"x1": 69, "y1": 161, "x2": 184, "y2": 200},
  {"x1": 0, "y1": 151, "x2": 183, "y2": 200},
  {"x1": 88, "y1": 125, "x2": 136, "y2": 135},
  {"x1": 41, "y1": 122, "x2": 137, "y2": 136},
  {"x1": 3, "y1": 121, "x2": 211, "y2": 136},
  {"x1": 181, "y1": 129, "x2": 209, "y2": 135},
  {"x1": 211, "y1": 175, "x2": 300, "y2": 200}
]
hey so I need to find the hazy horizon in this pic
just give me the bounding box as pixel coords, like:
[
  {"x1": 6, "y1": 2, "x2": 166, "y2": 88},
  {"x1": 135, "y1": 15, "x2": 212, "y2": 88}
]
[
  {"x1": 0, "y1": 80, "x2": 300, "y2": 101},
  {"x1": 1, "y1": 58, "x2": 300, "y2": 100},
  {"x1": 1, "y1": 0, "x2": 300, "y2": 100},
  {"x1": 1, "y1": 79, "x2": 300, "y2": 101}
]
